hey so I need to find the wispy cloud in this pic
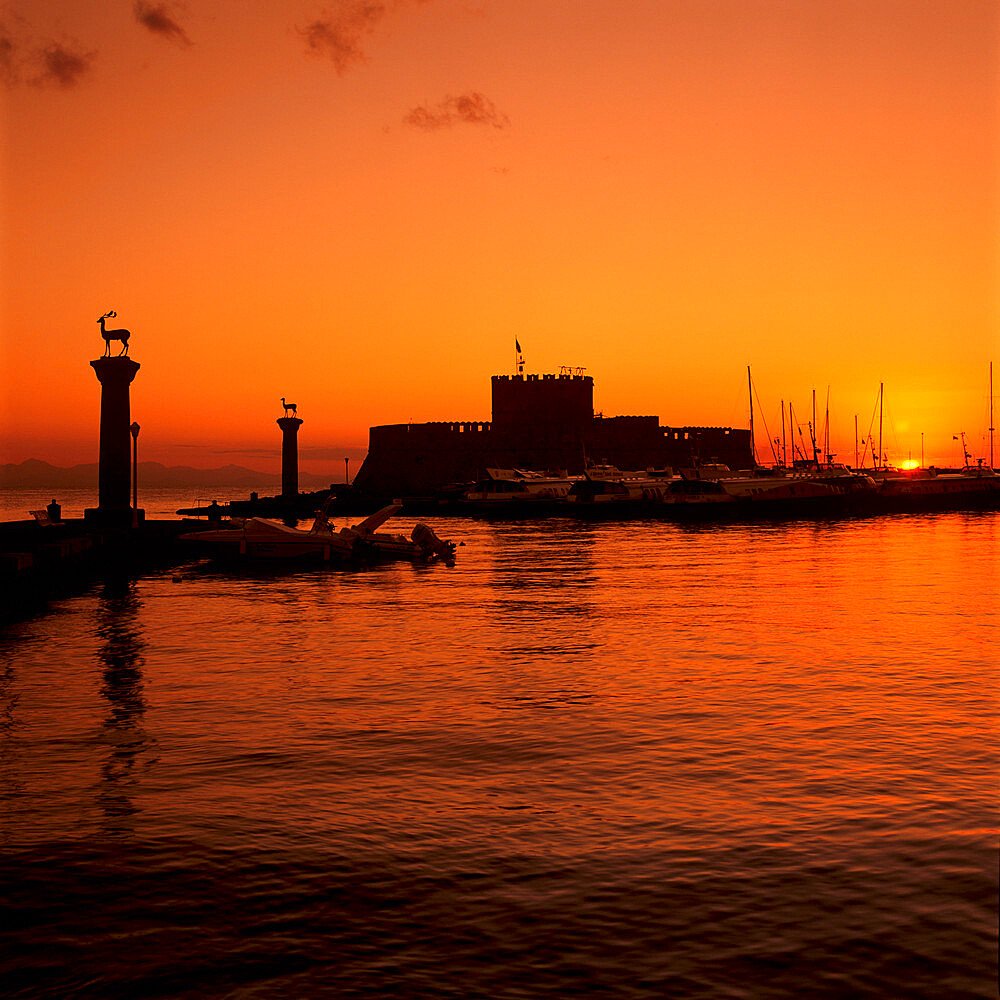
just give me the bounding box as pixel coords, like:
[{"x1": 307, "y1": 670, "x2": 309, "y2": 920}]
[
  {"x1": 35, "y1": 42, "x2": 96, "y2": 88},
  {"x1": 404, "y1": 92, "x2": 510, "y2": 131},
  {"x1": 0, "y1": 17, "x2": 98, "y2": 90},
  {"x1": 134, "y1": 2, "x2": 192, "y2": 47},
  {"x1": 300, "y1": 2, "x2": 390, "y2": 75}
]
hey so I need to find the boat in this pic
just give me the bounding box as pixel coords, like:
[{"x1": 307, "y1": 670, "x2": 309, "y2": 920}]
[
  {"x1": 567, "y1": 466, "x2": 676, "y2": 504},
  {"x1": 337, "y1": 504, "x2": 457, "y2": 563},
  {"x1": 180, "y1": 504, "x2": 456, "y2": 564},
  {"x1": 460, "y1": 468, "x2": 573, "y2": 510},
  {"x1": 179, "y1": 516, "x2": 356, "y2": 562},
  {"x1": 869, "y1": 464, "x2": 999, "y2": 510},
  {"x1": 715, "y1": 466, "x2": 877, "y2": 502},
  {"x1": 662, "y1": 477, "x2": 737, "y2": 505}
]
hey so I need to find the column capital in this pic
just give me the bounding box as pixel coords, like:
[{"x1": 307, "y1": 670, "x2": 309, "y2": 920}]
[{"x1": 91, "y1": 357, "x2": 141, "y2": 384}]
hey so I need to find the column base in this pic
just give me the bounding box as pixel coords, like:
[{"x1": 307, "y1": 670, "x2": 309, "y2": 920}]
[{"x1": 84, "y1": 507, "x2": 145, "y2": 528}]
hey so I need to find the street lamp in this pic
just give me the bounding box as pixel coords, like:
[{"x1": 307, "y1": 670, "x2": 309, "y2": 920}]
[{"x1": 130, "y1": 421, "x2": 140, "y2": 526}]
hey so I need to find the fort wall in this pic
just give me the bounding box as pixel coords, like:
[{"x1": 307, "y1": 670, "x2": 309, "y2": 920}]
[{"x1": 353, "y1": 374, "x2": 754, "y2": 496}]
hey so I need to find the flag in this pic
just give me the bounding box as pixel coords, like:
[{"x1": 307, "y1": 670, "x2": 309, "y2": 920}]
[{"x1": 515, "y1": 339, "x2": 522, "y2": 354}]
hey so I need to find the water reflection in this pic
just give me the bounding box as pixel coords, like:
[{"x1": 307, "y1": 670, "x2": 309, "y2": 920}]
[
  {"x1": 95, "y1": 576, "x2": 150, "y2": 835},
  {"x1": 0, "y1": 657, "x2": 25, "y2": 807}
]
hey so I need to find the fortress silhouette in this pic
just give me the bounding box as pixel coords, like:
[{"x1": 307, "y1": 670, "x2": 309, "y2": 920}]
[{"x1": 354, "y1": 373, "x2": 752, "y2": 496}]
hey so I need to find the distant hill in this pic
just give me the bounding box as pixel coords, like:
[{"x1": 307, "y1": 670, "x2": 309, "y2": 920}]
[{"x1": 1, "y1": 459, "x2": 339, "y2": 489}]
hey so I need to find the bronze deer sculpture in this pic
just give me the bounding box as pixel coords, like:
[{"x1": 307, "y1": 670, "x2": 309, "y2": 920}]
[{"x1": 98, "y1": 311, "x2": 131, "y2": 356}]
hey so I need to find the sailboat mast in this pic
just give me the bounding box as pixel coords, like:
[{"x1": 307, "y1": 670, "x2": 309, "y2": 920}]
[
  {"x1": 878, "y1": 382, "x2": 883, "y2": 472},
  {"x1": 854, "y1": 414, "x2": 858, "y2": 469},
  {"x1": 990, "y1": 361, "x2": 994, "y2": 469},
  {"x1": 824, "y1": 386, "x2": 830, "y2": 465},
  {"x1": 748, "y1": 365, "x2": 756, "y2": 466},
  {"x1": 810, "y1": 389, "x2": 818, "y2": 465},
  {"x1": 781, "y1": 400, "x2": 786, "y2": 467}
]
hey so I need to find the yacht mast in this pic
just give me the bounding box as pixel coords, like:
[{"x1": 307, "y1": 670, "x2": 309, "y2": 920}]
[
  {"x1": 878, "y1": 382, "x2": 884, "y2": 472},
  {"x1": 781, "y1": 400, "x2": 786, "y2": 467},
  {"x1": 990, "y1": 361, "x2": 994, "y2": 469},
  {"x1": 748, "y1": 365, "x2": 756, "y2": 466},
  {"x1": 824, "y1": 386, "x2": 831, "y2": 464},
  {"x1": 810, "y1": 389, "x2": 819, "y2": 465}
]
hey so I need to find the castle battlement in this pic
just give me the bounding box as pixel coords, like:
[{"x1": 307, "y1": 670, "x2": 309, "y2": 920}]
[{"x1": 492, "y1": 373, "x2": 593, "y2": 384}]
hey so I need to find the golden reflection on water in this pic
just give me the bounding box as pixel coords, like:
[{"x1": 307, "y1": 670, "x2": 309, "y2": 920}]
[
  {"x1": 95, "y1": 579, "x2": 151, "y2": 836},
  {"x1": 0, "y1": 512, "x2": 996, "y2": 997}
]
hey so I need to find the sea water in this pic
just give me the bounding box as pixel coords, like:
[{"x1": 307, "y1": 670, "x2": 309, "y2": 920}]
[{"x1": 1, "y1": 490, "x2": 996, "y2": 998}]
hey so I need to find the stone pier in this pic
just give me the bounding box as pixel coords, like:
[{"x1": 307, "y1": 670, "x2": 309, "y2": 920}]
[
  {"x1": 85, "y1": 357, "x2": 144, "y2": 527},
  {"x1": 277, "y1": 416, "x2": 303, "y2": 498}
]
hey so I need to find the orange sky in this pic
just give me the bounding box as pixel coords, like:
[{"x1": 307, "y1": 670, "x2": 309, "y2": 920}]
[{"x1": 1, "y1": 0, "x2": 997, "y2": 473}]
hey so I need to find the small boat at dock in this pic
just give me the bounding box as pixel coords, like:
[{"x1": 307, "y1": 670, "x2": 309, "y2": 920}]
[
  {"x1": 179, "y1": 504, "x2": 456, "y2": 565},
  {"x1": 460, "y1": 468, "x2": 574, "y2": 514},
  {"x1": 567, "y1": 467, "x2": 676, "y2": 504}
]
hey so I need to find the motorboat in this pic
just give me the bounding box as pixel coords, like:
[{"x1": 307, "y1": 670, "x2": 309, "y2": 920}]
[
  {"x1": 461, "y1": 468, "x2": 573, "y2": 505},
  {"x1": 716, "y1": 467, "x2": 877, "y2": 501},
  {"x1": 180, "y1": 504, "x2": 456, "y2": 564},
  {"x1": 567, "y1": 466, "x2": 676, "y2": 504},
  {"x1": 662, "y1": 478, "x2": 737, "y2": 505},
  {"x1": 337, "y1": 504, "x2": 457, "y2": 563},
  {"x1": 179, "y1": 515, "x2": 356, "y2": 562},
  {"x1": 868, "y1": 464, "x2": 999, "y2": 509}
]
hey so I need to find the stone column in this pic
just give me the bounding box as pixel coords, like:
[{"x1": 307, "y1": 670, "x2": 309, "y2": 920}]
[
  {"x1": 85, "y1": 357, "x2": 143, "y2": 526},
  {"x1": 277, "y1": 416, "x2": 303, "y2": 498}
]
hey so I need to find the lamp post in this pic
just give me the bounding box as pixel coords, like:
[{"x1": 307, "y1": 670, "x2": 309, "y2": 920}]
[
  {"x1": 130, "y1": 422, "x2": 140, "y2": 526},
  {"x1": 344, "y1": 457, "x2": 350, "y2": 484}
]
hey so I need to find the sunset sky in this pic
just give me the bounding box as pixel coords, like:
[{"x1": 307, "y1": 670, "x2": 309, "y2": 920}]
[{"x1": 1, "y1": 0, "x2": 997, "y2": 474}]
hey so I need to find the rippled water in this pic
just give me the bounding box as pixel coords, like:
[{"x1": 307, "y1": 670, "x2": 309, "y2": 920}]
[{"x1": 1, "y1": 502, "x2": 997, "y2": 999}]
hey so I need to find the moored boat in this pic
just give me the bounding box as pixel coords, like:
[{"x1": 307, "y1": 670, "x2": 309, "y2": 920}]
[
  {"x1": 180, "y1": 504, "x2": 457, "y2": 565},
  {"x1": 869, "y1": 465, "x2": 999, "y2": 510},
  {"x1": 567, "y1": 467, "x2": 676, "y2": 504},
  {"x1": 460, "y1": 468, "x2": 573, "y2": 513}
]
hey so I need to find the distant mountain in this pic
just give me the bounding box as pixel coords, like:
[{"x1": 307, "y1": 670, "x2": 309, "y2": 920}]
[{"x1": 1, "y1": 459, "x2": 339, "y2": 490}]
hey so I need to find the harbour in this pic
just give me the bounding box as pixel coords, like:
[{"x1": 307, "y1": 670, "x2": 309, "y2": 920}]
[
  {"x1": 4, "y1": 1, "x2": 998, "y2": 994},
  {"x1": 2, "y1": 347, "x2": 996, "y2": 618}
]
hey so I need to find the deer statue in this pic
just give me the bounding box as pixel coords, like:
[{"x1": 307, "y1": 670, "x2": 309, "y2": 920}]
[
  {"x1": 97, "y1": 311, "x2": 131, "y2": 356},
  {"x1": 281, "y1": 397, "x2": 297, "y2": 417}
]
